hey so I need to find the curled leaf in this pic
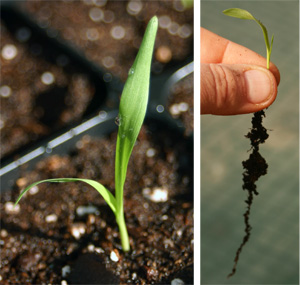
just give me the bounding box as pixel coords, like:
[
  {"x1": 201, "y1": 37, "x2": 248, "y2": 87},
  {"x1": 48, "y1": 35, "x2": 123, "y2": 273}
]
[
  {"x1": 15, "y1": 178, "x2": 117, "y2": 214},
  {"x1": 223, "y1": 8, "x2": 255, "y2": 20},
  {"x1": 223, "y1": 8, "x2": 273, "y2": 69}
]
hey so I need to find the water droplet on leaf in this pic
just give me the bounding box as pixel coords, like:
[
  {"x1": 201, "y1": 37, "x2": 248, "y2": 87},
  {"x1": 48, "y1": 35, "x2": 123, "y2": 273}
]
[{"x1": 128, "y1": 67, "x2": 135, "y2": 75}]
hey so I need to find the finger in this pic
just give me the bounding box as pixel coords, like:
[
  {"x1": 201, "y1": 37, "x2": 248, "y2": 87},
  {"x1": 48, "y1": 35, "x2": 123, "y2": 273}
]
[
  {"x1": 201, "y1": 63, "x2": 278, "y2": 115},
  {"x1": 201, "y1": 27, "x2": 280, "y2": 85}
]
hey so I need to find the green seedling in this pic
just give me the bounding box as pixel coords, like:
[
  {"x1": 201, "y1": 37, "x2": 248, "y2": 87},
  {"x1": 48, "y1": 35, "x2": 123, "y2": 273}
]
[
  {"x1": 223, "y1": 8, "x2": 274, "y2": 69},
  {"x1": 223, "y1": 9, "x2": 274, "y2": 278},
  {"x1": 15, "y1": 16, "x2": 158, "y2": 252}
]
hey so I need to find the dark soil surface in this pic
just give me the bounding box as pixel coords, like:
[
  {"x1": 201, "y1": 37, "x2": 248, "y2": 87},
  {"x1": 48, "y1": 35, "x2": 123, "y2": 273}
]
[
  {"x1": 167, "y1": 73, "x2": 193, "y2": 136},
  {"x1": 0, "y1": 124, "x2": 193, "y2": 284},
  {"x1": 22, "y1": 0, "x2": 193, "y2": 81},
  {"x1": 0, "y1": 20, "x2": 96, "y2": 161}
]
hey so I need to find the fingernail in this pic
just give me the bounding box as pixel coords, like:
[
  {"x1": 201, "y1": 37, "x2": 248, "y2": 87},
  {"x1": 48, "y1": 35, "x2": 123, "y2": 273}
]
[{"x1": 244, "y1": 69, "x2": 272, "y2": 104}]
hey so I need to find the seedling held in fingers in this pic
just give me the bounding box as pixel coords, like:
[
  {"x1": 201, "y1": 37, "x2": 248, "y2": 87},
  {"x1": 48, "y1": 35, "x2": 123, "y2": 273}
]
[
  {"x1": 15, "y1": 16, "x2": 158, "y2": 252},
  {"x1": 223, "y1": 8, "x2": 274, "y2": 278},
  {"x1": 223, "y1": 8, "x2": 274, "y2": 69}
]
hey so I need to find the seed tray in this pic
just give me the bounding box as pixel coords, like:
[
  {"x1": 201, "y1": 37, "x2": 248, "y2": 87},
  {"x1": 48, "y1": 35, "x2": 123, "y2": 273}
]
[{"x1": 0, "y1": 1, "x2": 193, "y2": 168}]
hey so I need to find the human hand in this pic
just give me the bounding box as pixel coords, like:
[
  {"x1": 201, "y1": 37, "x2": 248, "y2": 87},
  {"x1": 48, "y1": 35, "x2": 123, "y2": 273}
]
[{"x1": 201, "y1": 28, "x2": 280, "y2": 115}]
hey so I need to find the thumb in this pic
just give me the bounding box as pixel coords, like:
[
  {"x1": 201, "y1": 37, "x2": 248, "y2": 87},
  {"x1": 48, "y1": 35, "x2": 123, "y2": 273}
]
[{"x1": 201, "y1": 63, "x2": 278, "y2": 115}]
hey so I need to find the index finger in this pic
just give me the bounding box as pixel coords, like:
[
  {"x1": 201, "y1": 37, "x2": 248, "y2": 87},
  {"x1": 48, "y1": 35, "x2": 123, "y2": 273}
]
[{"x1": 201, "y1": 27, "x2": 280, "y2": 84}]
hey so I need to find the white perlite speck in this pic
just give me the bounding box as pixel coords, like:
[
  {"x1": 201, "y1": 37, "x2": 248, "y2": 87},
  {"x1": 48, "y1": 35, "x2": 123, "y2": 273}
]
[
  {"x1": 41, "y1": 72, "x2": 55, "y2": 85},
  {"x1": 61, "y1": 265, "x2": 71, "y2": 278},
  {"x1": 70, "y1": 223, "x2": 86, "y2": 239},
  {"x1": 127, "y1": 0, "x2": 142, "y2": 15},
  {"x1": 87, "y1": 244, "x2": 95, "y2": 252},
  {"x1": 29, "y1": 185, "x2": 39, "y2": 195},
  {"x1": 110, "y1": 250, "x2": 119, "y2": 262},
  {"x1": 2, "y1": 44, "x2": 18, "y2": 60},
  {"x1": 110, "y1": 26, "x2": 125, "y2": 40},
  {"x1": 170, "y1": 102, "x2": 189, "y2": 116},
  {"x1": 4, "y1": 202, "x2": 20, "y2": 214},
  {"x1": 142, "y1": 187, "x2": 168, "y2": 202},
  {"x1": 146, "y1": 148, "x2": 156, "y2": 157},
  {"x1": 45, "y1": 214, "x2": 58, "y2": 223},
  {"x1": 76, "y1": 205, "x2": 99, "y2": 217},
  {"x1": 94, "y1": 247, "x2": 105, "y2": 254},
  {"x1": 0, "y1": 85, "x2": 12, "y2": 98},
  {"x1": 0, "y1": 229, "x2": 8, "y2": 238},
  {"x1": 178, "y1": 102, "x2": 189, "y2": 112},
  {"x1": 89, "y1": 7, "x2": 103, "y2": 22}
]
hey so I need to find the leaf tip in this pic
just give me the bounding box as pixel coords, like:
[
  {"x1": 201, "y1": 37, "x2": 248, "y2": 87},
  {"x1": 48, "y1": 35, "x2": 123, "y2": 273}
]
[
  {"x1": 149, "y1": 15, "x2": 158, "y2": 28},
  {"x1": 222, "y1": 8, "x2": 255, "y2": 20}
]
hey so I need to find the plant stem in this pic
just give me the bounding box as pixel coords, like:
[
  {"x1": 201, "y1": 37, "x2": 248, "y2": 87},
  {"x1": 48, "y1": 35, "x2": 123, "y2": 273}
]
[{"x1": 116, "y1": 210, "x2": 130, "y2": 252}]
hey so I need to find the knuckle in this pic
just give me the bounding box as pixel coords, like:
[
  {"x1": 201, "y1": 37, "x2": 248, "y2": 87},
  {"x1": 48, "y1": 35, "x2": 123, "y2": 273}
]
[{"x1": 209, "y1": 64, "x2": 240, "y2": 111}]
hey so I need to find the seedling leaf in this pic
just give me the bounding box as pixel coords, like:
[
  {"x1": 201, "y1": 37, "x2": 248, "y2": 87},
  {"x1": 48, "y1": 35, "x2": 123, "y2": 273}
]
[
  {"x1": 223, "y1": 8, "x2": 273, "y2": 69},
  {"x1": 116, "y1": 16, "x2": 158, "y2": 194},
  {"x1": 270, "y1": 34, "x2": 274, "y2": 55},
  {"x1": 114, "y1": 16, "x2": 158, "y2": 251},
  {"x1": 15, "y1": 16, "x2": 158, "y2": 253},
  {"x1": 15, "y1": 178, "x2": 117, "y2": 214},
  {"x1": 223, "y1": 8, "x2": 255, "y2": 20}
]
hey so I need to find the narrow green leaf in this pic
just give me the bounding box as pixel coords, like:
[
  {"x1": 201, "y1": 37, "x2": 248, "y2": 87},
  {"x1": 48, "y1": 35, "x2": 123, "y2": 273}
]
[
  {"x1": 270, "y1": 34, "x2": 274, "y2": 55},
  {"x1": 223, "y1": 8, "x2": 255, "y2": 20},
  {"x1": 15, "y1": 178, "x2": 117, "y2": 214},
  {"x1": 223, "y1": 8, "x2": 273, "y2": 69},
  {"x1": 14, "y1": 16, "x2": 159, "y2": 254},
  {"x1": 254, "y1": 19, "x2": 270, "y2": 50},
  {"x1": 115, "y1": 16, "x2": 158, "y2": 208}
]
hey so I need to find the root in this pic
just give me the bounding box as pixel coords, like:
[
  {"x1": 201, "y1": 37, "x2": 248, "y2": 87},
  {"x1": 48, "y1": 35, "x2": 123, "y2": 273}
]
[{"x1": 227, "y1": 110, "x2": 269, "y2": 278}]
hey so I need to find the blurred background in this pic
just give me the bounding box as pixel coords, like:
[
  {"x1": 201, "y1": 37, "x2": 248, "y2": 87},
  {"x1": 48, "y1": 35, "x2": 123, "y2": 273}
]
[
  {"x1": 0, "y1": 0, "x2": 193, "y2": 165},
  {"x1": 201, "y1": 1, "x2": 299, "y2": 284}
]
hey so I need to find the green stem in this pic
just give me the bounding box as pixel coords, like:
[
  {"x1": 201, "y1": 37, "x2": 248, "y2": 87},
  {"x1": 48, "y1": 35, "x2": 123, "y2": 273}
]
[
  {"x1": 222, "y1": 9, "x2": 273, "y2": 70},
  {"x1": 266, "y1": 50, "x2": 270, "y2": 69},
  {"x1": 116, "y1": 210, "x2": 130, "y2": 251}
]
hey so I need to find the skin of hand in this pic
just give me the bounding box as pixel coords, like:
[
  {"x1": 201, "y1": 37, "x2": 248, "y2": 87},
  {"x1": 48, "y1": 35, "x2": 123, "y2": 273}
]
[{"x1": 201, "y1": 27, "x2": 281, "y2": 115}]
